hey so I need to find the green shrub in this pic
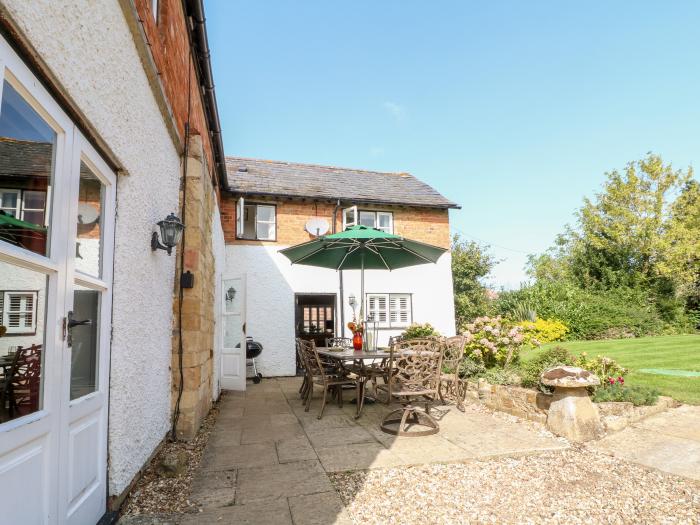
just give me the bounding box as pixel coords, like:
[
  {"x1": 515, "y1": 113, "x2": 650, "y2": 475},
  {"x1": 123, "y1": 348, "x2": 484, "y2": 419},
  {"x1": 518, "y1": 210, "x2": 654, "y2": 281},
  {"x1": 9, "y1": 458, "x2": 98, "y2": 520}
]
[
  {"x1": 492, "y1": 281, "x2": 694, "y2": 339},
  {"x1": 463, "y1": 316, "x2": 529, "y2": 367},
  {"x1": 458, "y1": 356, "x2": 486, "y2": 378},
  {"x1": 518, "y1": 318, "x2": 569, "y2": 344},
  {"x1": 401, "y1": 323, "x2": 440, "y2": 340},
  {"x1": 518, "y1": 346, "x2": 577, "y2": 387},
  {"x1": 478, "y1": 367, "x2": 521, "y2": 386},
  {"x1": 592, "y1": 383, "x2": 660, "y2": 406},
  {"x1": 574, "y1": 352, "x2": 627, "y2": 380}
]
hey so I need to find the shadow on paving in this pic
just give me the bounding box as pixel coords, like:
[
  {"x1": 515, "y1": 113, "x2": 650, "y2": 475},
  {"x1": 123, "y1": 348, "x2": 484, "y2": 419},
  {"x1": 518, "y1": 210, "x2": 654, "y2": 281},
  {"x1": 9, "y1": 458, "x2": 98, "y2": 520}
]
[{"x1": 162, "y1": 377, "x2": 567, "y2": 524}]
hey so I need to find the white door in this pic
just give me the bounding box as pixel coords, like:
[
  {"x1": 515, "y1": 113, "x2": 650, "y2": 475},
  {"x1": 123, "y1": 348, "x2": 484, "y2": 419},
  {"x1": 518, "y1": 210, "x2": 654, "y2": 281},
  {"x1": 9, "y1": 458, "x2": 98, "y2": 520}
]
[
  {"x1": 220, "y1": 276, "x2": 246, "y2": 390},
  {"x1": 0, "y1": 36, "x2": 115, "y2": 524}
]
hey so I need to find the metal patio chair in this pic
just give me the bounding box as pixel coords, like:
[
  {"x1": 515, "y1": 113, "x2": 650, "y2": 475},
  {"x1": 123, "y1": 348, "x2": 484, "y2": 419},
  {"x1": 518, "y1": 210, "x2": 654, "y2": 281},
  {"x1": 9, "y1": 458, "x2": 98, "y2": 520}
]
[
  {"x1": 439, "y1": 335, "x2": 467, "y2": 411},
  {"x1": 299, "y1": 339, "x2": 358, "y2": 419},
  {"x1": 377, "y1": 338, "x2": 443, "y2": 436}
]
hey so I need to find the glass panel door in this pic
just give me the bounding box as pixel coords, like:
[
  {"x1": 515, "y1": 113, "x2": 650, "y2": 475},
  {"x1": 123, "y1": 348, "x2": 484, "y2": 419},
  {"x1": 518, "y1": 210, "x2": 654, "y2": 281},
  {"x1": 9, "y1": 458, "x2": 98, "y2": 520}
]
[
  {"x1": 0, "y1": 79, "x2": 56, "y2": 257},
  {"x1": 68, "y1": 285, "x2": 100, "y2": 400},
  {"x1": 0, "y1": 260, "x2": 48, "y2": 423}
]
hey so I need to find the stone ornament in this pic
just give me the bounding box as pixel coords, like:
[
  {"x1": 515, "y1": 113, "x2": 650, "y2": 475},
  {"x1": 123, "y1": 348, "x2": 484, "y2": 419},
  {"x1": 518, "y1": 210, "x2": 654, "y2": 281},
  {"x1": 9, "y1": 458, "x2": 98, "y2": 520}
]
[{"x1": 541, "y1": 365, "x2": 604, "y2": 442}]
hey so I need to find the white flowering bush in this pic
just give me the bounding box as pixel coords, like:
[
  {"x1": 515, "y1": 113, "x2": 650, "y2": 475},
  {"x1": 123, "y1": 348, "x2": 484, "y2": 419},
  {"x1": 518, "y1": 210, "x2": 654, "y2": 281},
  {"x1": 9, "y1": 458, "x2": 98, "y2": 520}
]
[{"x1": 463, "y1": 316, "x2": 534, "y2": 368}]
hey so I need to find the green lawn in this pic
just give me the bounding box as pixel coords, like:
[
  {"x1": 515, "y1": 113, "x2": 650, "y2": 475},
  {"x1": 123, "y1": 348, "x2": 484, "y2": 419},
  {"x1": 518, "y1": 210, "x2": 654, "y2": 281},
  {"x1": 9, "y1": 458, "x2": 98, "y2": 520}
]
[{"x1": 521, "y1": 335, "x2": 700, "y2": 405}]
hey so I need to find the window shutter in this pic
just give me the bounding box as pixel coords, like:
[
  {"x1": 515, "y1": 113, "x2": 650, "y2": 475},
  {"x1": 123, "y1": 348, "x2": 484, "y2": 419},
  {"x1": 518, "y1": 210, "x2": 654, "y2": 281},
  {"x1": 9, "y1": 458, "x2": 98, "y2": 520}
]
[
  {"x1": 366, "y1": 294, "x2": 388, "y2": 326},
  {"x1": 389, "y1": 294, "x2": 411, "y2": 327},
  {"x1": 236, "y1": 197, "x2": 244, "y2": 238},
  {"x1": 342, "y1": 206, "x2": 357, "y2": 230},
  {"x1": 3, "y1": 292, "x2": 36, "y2": 333}
]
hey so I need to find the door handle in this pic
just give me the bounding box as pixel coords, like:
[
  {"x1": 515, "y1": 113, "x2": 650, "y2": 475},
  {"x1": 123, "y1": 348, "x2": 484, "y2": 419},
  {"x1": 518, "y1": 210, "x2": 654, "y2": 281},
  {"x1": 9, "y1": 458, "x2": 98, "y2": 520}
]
[
  {"x1": 68, "y1": 318, "x2": 92, "y2": 328},
  {"x1": 66, "y1": 311, "x2": 92, "y2": 347}
]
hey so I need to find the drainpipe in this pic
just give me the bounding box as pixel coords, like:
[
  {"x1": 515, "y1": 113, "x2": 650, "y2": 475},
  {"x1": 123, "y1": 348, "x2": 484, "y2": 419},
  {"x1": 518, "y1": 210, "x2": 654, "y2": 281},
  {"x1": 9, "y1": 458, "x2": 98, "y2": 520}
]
[{"x1": 332, "y1": 200, "x2": 345, "y2": 337}]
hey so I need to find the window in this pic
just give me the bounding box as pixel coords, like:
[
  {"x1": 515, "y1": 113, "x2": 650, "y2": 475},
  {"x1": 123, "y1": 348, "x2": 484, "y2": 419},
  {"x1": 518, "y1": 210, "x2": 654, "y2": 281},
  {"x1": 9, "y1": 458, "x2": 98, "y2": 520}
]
[
  {"x1": 236, "y1": 198, "x2": 276, "y2": 241},
  {"x1": 0, "y1": 189, "x2": 20, "y2": 217},
  {"x1": 0, "y1": 291, "x2": 38, "y2": 334},
  {"x1": 358, "y1": 210, "x2": 393, "y2": 233},
  {"x1": 0, "y1": 188, "x2": 47, "y2": 225},
  {"x1": 366, "y1": 293, "x2": 412, "y2": 328},
  {"x1": 342, "y1": 206, "x2": 357, "y2": 230}
]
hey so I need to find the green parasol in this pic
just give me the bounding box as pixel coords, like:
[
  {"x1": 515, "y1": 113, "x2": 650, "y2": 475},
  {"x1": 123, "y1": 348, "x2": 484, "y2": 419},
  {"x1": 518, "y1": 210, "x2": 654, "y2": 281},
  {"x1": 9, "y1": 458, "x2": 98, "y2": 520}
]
[{"x1": 279, "y1": 225, "x2": 447, "y2": 324}]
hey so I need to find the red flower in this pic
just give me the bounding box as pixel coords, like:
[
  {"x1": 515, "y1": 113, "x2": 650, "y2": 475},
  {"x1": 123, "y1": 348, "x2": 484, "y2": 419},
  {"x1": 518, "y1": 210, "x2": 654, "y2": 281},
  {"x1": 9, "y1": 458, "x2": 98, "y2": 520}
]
[
  {"x1": 608, "y1": 377, "x2": 615, "y2": 385},
  {"x1": 617, "y1": 376, "x2": 624, "y2": 384}
]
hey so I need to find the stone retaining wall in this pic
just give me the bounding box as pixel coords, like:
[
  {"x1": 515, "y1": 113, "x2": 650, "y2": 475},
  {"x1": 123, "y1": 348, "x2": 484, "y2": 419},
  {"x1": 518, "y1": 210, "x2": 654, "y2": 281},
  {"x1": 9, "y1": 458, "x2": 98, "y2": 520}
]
[{"x1": 465, "y1": 379, "x2": 674, "y2": 432}]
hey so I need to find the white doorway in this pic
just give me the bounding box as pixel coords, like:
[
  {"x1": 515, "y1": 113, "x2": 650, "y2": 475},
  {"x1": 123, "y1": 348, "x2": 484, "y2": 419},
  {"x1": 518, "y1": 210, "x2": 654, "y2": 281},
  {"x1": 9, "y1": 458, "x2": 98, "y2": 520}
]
[
  {"x1": 220, "y1": 275, "x2": 246, "y2": 391},
  {"x1": 0, "y1": 36, "x2": 115, "y2": 524}
]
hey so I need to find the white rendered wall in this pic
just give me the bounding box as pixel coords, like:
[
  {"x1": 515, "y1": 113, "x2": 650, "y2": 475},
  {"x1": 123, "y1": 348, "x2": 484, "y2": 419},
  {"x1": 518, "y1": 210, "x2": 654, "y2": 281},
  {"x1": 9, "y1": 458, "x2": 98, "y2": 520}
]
[
  {"x1": 225, "y1": 244, "x2": 456, "y2": 377},
  {"x1": 2, "y1": 1, "x2": 181, "y2": 496},
  {"x1": 211, "y1": 205, "x2": 225, "y2": 401}
]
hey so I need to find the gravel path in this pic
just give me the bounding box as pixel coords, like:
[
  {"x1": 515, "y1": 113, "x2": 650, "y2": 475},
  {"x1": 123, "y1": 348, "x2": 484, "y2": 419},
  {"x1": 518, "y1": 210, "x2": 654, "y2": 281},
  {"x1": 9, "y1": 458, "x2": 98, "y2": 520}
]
[
  {"x1": 330, "y1": 446, "x2": 700, "y2": 525},
  {"x1": 120, "y1": 394, "x2": 223, "y2": 517}
]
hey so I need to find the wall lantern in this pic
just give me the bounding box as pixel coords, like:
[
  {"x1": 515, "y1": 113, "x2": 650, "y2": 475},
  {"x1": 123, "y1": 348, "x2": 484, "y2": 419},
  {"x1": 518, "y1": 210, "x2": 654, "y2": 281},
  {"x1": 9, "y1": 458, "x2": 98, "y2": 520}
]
[
  {"x1": 348, "y1": 293, "x2": 357, "y2": 309},
  {"x1": 151, "y1": 213, "x2": 184, "y2": 255},
  {"x1": 226, "y1": 286, "x2": 237, "y2": 302}
]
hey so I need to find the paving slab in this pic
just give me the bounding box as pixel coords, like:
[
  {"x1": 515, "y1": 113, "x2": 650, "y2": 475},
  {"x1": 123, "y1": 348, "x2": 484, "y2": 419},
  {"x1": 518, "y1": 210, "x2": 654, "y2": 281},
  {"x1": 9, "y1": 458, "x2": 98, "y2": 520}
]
[
  {"x1": 288, "y1": 492, "x2": 353, "y2": 525},
  {"x1": 180, "y1": 498, "x2": 293, "y2": 525},
  {"x1": 200, "y1": 442, "x2": 278, "y2": 471},
  {"x1": 276, "y1": 436, "x2": 318, "y2": 463},
  {"x1": 240, "y1": 422, "x2": 306, "y2": 444},
  {"x1": 592, "y1": 405, "x2": 700, "y2": 481},
  {"x1": 305, "y1": 425, "x2": 376, "y2": 448},
  {"x1": 189, "y1": 469, "x2": 236, "y2": 508},
  {"x1": 206, "y1": 428, "x2": 242, "y2": 448},
  {"x1": 235, "y1": 460, "x2": 333, "y2": 504},
  {"x1": 315, "y1": 442, "x2": 406, "y2": 472}
]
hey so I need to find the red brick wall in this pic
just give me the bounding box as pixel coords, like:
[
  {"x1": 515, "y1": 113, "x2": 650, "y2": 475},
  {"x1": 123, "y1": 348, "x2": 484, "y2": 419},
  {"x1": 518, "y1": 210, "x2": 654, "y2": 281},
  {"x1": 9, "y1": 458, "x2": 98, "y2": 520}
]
[
  {"x1": 221, "y1": 195, "x2": 451, "y2": 249},
  {"x1": 134, "y1": 0, "x2": 215, "y2": 177}
]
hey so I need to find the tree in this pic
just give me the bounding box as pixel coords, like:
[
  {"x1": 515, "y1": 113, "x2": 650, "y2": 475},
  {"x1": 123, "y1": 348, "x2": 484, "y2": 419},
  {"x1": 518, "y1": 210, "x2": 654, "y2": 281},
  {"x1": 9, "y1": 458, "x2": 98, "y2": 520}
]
[
  {"x1": 554, "y1": 154, "x2": 692, "y2": 292},
  {"x1": 659, "y1": 179, "x2": 700, "y2": 308},
  {"x1": 451, "y1": 235, "x2": 497, "y2": 330}
]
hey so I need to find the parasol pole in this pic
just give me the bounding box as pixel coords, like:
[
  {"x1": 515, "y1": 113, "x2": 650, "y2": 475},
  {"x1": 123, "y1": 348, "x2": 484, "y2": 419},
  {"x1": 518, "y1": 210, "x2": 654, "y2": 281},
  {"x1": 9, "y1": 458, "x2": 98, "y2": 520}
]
[{"x1": 360, "y1": 249, "x2": 365, "y2": 349}]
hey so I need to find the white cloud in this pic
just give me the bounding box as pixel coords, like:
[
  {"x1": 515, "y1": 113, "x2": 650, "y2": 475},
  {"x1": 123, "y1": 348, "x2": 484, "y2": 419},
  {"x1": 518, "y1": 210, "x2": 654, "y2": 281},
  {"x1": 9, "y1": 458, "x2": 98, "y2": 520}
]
[{"x1": 382, "y1": 101, "x2": 407, "y2": 122}]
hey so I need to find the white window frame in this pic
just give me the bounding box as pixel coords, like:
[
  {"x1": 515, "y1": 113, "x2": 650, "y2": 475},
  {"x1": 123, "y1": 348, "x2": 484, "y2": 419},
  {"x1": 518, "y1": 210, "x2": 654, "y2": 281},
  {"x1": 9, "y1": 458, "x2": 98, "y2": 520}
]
[
  {"x1": 0, "y1": 188, "x2": 21, "y2": 217},
  {"x1": 236, "y1": 200, "x2": 277, "y2": 241},
  {"x1": 236, "y1": 196, "x2": 244, "y2": 238},
  {"x1": 0, "y1": 188, "x2": 47, "y2": 225},
  {"x1": 354, "y1": 208, "x2": 394, "y2": 233},
  {"x1": 342, "y1": 205, "x2": 357, "y2": 230},
  {"x1": 366, "y1": 293, "x2": 412, "y2": 328},
  {"x1": 254, "y1": 204, "x2": 276, "y2": 241},
  {"x1": 0, "y1": 290, "x2": 38, "y2": 334},
  {"x1": 376, "y1": 211, "x2": 393, "y2": 233}
]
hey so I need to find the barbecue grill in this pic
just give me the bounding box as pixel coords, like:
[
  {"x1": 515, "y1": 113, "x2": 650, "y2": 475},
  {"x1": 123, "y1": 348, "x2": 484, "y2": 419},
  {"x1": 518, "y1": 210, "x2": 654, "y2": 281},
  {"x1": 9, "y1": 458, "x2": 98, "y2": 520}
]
[{"x1": 244, "y1": 336, "x2": 263, "y2": 384}]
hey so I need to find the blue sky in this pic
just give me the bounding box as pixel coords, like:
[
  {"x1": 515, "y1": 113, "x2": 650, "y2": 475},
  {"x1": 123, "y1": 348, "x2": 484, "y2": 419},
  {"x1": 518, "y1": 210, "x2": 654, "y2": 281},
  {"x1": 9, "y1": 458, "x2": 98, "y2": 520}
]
[{"x1": 207, "y1": 1, "x2": 700, "y2": 289}]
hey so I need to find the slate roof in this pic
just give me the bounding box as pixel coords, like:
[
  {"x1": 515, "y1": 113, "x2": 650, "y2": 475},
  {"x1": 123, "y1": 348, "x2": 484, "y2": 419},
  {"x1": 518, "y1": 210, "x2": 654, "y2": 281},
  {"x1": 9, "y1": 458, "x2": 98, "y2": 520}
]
[
  {"x1": 225, "y1": 157, "x2": 460, "y2": 209},
  {"x1": 0, "y1": 138, "x2": 53, "y2": 179}
]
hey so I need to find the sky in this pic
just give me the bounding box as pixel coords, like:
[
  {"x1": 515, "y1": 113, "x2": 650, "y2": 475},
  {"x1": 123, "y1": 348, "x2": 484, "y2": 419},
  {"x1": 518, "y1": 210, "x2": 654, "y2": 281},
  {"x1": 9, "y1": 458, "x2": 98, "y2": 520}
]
[{"x1": 206, "y1": 1, "x2": 700, "y2": 289}]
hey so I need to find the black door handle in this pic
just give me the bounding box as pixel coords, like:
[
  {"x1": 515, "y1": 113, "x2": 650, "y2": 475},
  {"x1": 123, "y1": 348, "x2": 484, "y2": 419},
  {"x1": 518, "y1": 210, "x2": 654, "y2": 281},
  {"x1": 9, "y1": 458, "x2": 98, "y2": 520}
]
[{"x1": 68, "y1": 319, "x2": 92, "y2": 328}]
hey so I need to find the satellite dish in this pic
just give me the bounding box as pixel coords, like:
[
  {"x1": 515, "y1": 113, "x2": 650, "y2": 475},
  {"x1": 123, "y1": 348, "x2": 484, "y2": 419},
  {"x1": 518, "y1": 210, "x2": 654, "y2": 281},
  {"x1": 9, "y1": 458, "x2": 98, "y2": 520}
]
[
  {"x1": 305, "y1": 217, "x2": 329, "y2": 236},
  {"x1": 78, "y1": 203, "x2": 100, "y2": 225}
]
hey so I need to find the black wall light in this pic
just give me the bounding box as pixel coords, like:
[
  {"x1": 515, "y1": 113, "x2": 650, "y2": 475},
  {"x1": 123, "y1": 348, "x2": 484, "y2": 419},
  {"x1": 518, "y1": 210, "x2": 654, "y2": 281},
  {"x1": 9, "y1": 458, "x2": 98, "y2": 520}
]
[{"x1": 151, "y1": 213, "x2": 185, "y2": 255}]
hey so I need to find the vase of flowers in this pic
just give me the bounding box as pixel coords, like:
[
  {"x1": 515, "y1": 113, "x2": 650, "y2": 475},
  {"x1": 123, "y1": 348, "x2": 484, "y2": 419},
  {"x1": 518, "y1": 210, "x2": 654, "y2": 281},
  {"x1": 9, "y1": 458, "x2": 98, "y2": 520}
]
[{"x1": 347, "y1": 319, "x2": 364, "y2": 351}]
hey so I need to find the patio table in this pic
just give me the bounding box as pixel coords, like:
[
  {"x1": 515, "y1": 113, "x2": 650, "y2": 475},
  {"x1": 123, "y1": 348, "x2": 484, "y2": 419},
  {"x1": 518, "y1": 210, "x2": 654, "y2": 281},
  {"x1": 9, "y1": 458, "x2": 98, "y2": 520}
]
[{"x1": 316, "y1": 347, "x2": 391, "y2": 418}]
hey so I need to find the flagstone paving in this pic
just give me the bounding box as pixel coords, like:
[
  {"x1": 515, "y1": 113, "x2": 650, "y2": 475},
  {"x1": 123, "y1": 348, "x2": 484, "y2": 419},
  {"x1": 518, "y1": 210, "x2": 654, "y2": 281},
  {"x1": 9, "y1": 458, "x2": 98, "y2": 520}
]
[
  {"x1": 164, "y1": 377, "x2": 568, "y2": 524},
  {"x1": 591, "y1": 403, "x2": 700, "y2": 481},
  {"x1": 119, "y1": 378, "x2": 700, "y2": 524}
]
